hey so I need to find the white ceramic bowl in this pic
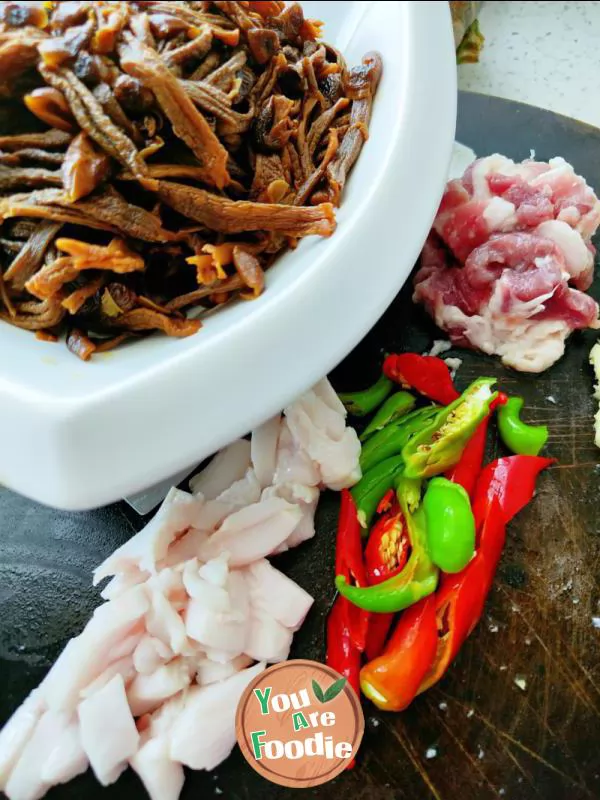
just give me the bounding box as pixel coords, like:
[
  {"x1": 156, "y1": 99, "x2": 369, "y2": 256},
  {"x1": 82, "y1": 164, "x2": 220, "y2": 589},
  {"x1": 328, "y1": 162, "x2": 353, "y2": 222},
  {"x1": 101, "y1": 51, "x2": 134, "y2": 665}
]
[{"x1": 0, "y1": 0, "x2": 456, "y2": 510}]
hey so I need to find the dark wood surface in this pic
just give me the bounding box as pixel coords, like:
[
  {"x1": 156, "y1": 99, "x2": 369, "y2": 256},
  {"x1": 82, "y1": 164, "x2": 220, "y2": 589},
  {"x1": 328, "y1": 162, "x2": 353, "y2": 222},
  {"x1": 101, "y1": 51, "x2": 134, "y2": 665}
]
[{"x1": 2, "y1": 92, "x2": 600, "y2": 799}]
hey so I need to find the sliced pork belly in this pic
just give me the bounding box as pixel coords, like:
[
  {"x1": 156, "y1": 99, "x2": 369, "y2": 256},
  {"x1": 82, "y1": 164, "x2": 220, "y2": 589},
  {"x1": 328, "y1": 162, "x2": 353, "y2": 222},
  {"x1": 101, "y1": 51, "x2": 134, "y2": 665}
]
[
  {"x1": 4, "y1": 710, "x2": 73, "y2": 800},
  {"x1": 40, "y1": 716, "x2": 87, "y2": 786},
  {"x1": 130, "y1": 737, "x2": 184, "y2": 800},
  {"x1": 127, "y1": 660, "x2": 194, "y2": 717},
  {"x1": 188, "y1": 468, "x2": 262, "y2": 533},
  {"x1": 0, "y1": 690, "x2": 45, "y2": 792},
  {"x1": 273, "y1": 420, "x2": 321, "y2": 487},
  {"x1": 42, "y1": 585, "x2": 149, "y2": 712},
  {"x1": 435, "y1": 154, "x2": 600, "y2": 262},
  {"x1": 284, "y1": 386, "x2": 361, "y2": 490},
  {"x1": 245, "y1": 559, "x2": 314, "y2": 631},
  {"x1": 94, "y1": 489, "x2": 204, "y2": 584},
  {"x1": 195, "y1": 655, "x2": 253, "y2": 686},
  {"x1": 250, "y1": 415, "x2": 281, "y2": 488},
  {"x1": 133, "y1": 636, "x2": 173, "y2": 676},
  {"x1": 78, "y1": 674, "x2": 139, "y2": 786},
  {"x1": 188, "y1": 439, "x2": 251, "y2": 498},
  {"x1": 263, "y1": 482, "x2": 320, "y2": 552},
  {"x1": 415, "y1": 230, "x2": 598, "y2": 372},
  {"x1": 168, "y1": 663, "x2": 265, "y2": 770},
  {"x1": 196, "y1": 496, "x2": 303, "y2": 566},
  {"x1": 415, "y1": 153, "x2": 600, "y2": 372}
]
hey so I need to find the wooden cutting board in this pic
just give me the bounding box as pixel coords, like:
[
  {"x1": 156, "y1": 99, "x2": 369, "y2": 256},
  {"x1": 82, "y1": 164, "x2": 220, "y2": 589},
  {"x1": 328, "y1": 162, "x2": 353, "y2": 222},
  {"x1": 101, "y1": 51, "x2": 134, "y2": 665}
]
[{"x1": 2, "y1": 92, "x2": 600, "y2": 800}]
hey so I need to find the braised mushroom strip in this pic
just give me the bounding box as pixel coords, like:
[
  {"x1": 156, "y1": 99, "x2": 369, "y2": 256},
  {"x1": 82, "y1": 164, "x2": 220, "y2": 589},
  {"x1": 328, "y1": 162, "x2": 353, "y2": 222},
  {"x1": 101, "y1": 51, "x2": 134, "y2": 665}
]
[{"x1": 0, "y1": 1, "x2": 382, "y2": 359}]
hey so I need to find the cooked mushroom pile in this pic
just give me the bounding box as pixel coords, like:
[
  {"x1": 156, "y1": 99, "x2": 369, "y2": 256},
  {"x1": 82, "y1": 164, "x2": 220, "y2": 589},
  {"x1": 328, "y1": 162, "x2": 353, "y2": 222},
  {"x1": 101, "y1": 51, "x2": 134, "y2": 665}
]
[{"x1": 0, "y1": 1, "x2": 382, "y2": 360}]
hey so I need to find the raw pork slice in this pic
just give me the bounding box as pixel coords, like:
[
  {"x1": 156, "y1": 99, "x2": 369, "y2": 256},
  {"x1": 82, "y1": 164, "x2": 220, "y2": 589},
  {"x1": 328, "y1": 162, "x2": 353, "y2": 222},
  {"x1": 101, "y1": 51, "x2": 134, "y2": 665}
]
[{"x1": 415, "y1": 154, "x2": 600, "y2": 372}]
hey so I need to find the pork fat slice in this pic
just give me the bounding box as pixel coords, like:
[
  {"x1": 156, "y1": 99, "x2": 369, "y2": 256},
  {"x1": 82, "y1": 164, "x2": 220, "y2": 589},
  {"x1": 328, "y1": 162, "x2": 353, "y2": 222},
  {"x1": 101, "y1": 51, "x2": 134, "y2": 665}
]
[{"x1": 0, "y1": 378, "x2": 359, "y2": 800}]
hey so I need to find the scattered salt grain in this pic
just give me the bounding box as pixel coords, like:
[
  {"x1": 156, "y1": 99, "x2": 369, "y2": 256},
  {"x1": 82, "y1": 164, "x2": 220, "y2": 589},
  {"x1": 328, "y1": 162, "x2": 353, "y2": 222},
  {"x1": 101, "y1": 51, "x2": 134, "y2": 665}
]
[
  {"x1": 438, "y1": 702, "x2": 448, "y2": 711},
  {"x1": 592, "y1": 617, "x2": 600, "y2": 629},
  {"x1": 489, "y1": 623, "x2": 499, "y2": 633},
  {"x1": 425, "y1": 747, "x2": 438, "y2": 760},
  {"x1": 500, "y1": 665, "x2": 508, "y2": 671},
  {"x1": 546, "y1": 395, "x2": 557, "y2": 404},
  {"x1": 466, "y1": 708, "x2": 474, "y2": 718},
  {"x1": 444, "y1": 357, "x2": 462, "y2": 379},
  {"x1": 529, "y1": 148, "x2": 536, "y2": 159},
  {"x1": 514, "y1": 675, "x2": 527, "y2": 691},
  {"x1": 370, "y1": 717, "x2": 380, "y2": 728},
  {"x1": 215, "y1": 788, "x2": 223, "y2": 795},
  {"x1": 511, "y1": 605, "x2": 519, "y2": 613},
  {"x1": 524, "y1": 637, "x2": 531, "y2": 646},
  {"x1": 572, "y1": 598, "x2": 580, "y2": 605},
  {"x1": 427, "y1": 340, "x2": 452, "y2": 358},
  {"x1": 499, "y1": 788, "x2": 506, "y2": 796},
  {"x1": 477, "y1": 746, "x2": 485, "y2": 760}
]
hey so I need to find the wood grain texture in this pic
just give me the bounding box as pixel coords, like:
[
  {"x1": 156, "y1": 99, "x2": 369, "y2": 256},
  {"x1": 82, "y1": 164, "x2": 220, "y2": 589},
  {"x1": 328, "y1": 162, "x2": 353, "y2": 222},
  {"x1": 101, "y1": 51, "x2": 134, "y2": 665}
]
[{"x1": 1, "y1": 93, "x2": 600, "y2": 799}]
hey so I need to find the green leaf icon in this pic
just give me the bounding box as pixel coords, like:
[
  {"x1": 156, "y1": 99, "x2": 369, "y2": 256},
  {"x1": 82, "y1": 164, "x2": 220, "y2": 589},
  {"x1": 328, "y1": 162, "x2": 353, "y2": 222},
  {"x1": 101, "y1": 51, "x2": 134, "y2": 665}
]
[
  {"x1": 323, "y1": 677, "x2": 347, "y2": 703},
  {"x1": 312, "y1": 679, "x2": 325, "y2": 703}
]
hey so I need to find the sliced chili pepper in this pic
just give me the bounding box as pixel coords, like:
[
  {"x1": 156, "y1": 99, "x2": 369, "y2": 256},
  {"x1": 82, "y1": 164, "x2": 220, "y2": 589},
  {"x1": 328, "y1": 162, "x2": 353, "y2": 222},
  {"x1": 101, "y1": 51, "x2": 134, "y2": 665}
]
[
  {"x1": 423, "y1": 477, "x2": 475, "y2": 574},
  {"x1": 365, "y1": 508, "x2": 409, "y2": 584},
  {"x1": 472, "y1": 455, "x2": 554, "y2": 526},
  {"x1": 364, "y1": 613, "x2": 394, "y2": 661},
  {"x1": 338, "y1": 373, "x2": 393, "y2": 417},
  {"x1": 383, "y1": 353, "x2": 460, "y2": 405},
  {"x1": 445, "y1": 392, "x2": 507, "y2": 496},
  {"x1": 359, "y1": 405, "x2": 439, "y2": 473},
  {"x1": 335, "y1": 490, "x2": 369, "y2": 650},
  {"x1": 377, "y1": 489, "x2": 396, "y2": 515},
  {"x1": 326, "y1": 595, "x2": 361, "y2": 697},
  {"x1": 360, "y1": 391, "x2": 417, "y2": 441},
  {"x1": 497, "y1": 396, "x2": 549, "y2": 456},
  {"x1": 361, "y1": 596, "x2": 438, "y2": 711},
  {"x1": 351, "y1": 455, "x2": 405, "y2": 530},
  {"x1": 337, "y1": 483, "x2": 439, "y2": 613},
  {"x1": 419, "y1": 455, "x2": 552, "y2": 696},
  {"x1": 402, "y1": 378, "x2": 497, "y2": 479},
  {"x1": 362, "y1": 507, "x2": 409, "y2": 660},
  {"x1": 417, "y1": 498, "x2": 505, "y2": 695}
]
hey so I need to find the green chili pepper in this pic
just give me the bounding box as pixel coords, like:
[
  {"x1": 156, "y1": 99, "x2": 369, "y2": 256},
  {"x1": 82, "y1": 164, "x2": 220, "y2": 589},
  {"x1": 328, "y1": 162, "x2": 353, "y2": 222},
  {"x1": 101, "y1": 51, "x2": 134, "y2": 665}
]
[
  {"x1": 359, "y1": 405, "x2": 440, "y2": 473},
  {"x1": 423, "y1": 477, "x2": 475, "y2": 573},
  {"x1": 351, "y1": 455, "x2": 405, "y2": 530},
  {"x1": 338, "y1": 373, "x2": 393, "y2": 417},
  {"x1": 497, "y1": 397, "x2": 548, "y2": 456},
  {"x1": 402, "y1": 378, "x2": 497, "y2": 479},
  {"x1": 336, "y1": 480, "x2": 439, "y2": 612},
  {"x1": 360, "y1": 391, "x2": 417, "y2": 441}
]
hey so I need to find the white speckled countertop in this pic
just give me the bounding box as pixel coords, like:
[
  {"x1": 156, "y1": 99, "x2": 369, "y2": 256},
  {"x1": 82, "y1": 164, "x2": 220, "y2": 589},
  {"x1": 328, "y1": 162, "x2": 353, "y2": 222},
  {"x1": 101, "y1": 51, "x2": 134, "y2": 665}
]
[{"x1": 458, "y1": 1, "x2": 600, "y2": 128}]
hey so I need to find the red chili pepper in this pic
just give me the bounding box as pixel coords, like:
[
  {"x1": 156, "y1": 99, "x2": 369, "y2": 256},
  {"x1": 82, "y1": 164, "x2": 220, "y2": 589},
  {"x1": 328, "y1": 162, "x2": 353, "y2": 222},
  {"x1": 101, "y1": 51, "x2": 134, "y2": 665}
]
[
  {"x1": 383, "y1": 353, "x2": 459, "y2": 405},
  {"x1": 492, "y1": 392, "x2": 509, "y2": 410},
  {"x1": 360, "y1": 595, "x2": 438, "y2": 711},
  {"x1": 445, "y1": 391, "x2": 509, "y2": 497},
  {"x1": 417, "y1": 497, "x2": 506, "y2": 694},
  {"x1": 377, "y1": 488, "x2": 396, "y2": 515},
  {"x1": 326, "y1": 594, "x2": 360, "y2": 768},
  {"x1": 364, "y1": 509, "x2": 409, "y2": 584},
  {"x1": 419, "y1": 455, "x2": 553, "y2": 695},
  {"x1": 365, "y1": 613, "x2": 394, "y2": 661},
  {"x1": 472, "y1": 455, "x2": 554, "y2": 526},
  {"x1": 326, "y1": 595, "x2": 361, "y2": 695},
  {"x1": 362, "y1": 508, "x2": 410, "y2": 659},
  {"x1": 335, "y1": 490, "x2": 369, "y2": 651}
]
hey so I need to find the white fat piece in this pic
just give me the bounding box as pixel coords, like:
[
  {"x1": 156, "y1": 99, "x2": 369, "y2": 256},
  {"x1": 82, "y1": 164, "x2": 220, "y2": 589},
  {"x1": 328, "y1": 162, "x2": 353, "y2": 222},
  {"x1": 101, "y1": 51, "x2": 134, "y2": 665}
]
[{"x1": 78, "y1": 674, "x2": 139, "y2": 787}]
